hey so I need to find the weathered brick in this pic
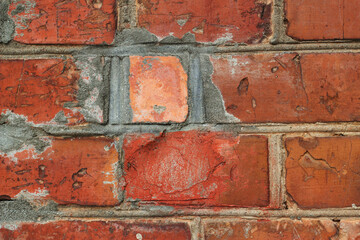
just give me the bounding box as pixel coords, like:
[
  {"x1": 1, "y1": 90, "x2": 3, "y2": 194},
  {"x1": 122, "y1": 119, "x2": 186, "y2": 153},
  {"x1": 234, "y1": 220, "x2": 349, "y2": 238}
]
[
  {"x1": 0, "y1": 58, "x2": 105, "y2": 124},
  {"x1": 203, "y1": 219, "x2": 338, "y2": 239},
  {"x1": 137, "y1": 0, "x2": 271, "y2": 43},
  {"x1": 0, "y1": 137, "x2": 119, "y2": 206},
  {"x1": 286, "y1": 136, "x2": 360, "y2": 208},
  {"x1": 340, "y1": 220, "x2": 360, "y2": 239},
  {"x1": 344, "y1": 0, "x2": 360, "y2": 39},
  {"x1": 210, "y1": 53, "x2": 360, "y2": 123},
  {"x1": 129, "y1": 56, "x2": 188, "y2": 123},
  {"x1": 9, "y1": 0, "x2": 116, "y2": 44},
  {"x1": 123, "y1": 131, "x2": 269, "y2": 207},
  {"x1": 0, "y1": 220, "x2": 191, "y2": 240},
  {"x1": 285, "y1": 0, "x2": 360, "y2": 40}
]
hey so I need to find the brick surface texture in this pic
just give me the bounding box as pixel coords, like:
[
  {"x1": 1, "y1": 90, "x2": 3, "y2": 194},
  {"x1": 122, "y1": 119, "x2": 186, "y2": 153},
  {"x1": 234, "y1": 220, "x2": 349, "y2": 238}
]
[
  {"x1": 123, "y1": 131, "x2": 269, "y2": 207},
  {"x1": 9, "y1": 0, "x2": 116, "y2": 44},
  {"x1": 0, "y1": 137, "x2": 119, "y2": 206},
  {"x1": 129, "y1": 56, "x2": 188, "y2": 123},
  {"x1": 285, "y1": 0, "x2": 360, "y2": 40},
  {"x1": 0, "y1": 221, "x2": 191, "y2": 239},
  {"x1": 0, "y1": 0, "x2": 360, "y2": 239},
  {"x1": 137, "y1": 0, "x2": 272, "y2": 43}
]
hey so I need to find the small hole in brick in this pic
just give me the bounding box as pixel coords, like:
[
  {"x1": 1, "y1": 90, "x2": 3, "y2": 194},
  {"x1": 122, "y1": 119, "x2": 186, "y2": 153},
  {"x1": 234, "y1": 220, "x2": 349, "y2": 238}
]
[
  {"x1": 0, "y1": 195, "x2": 12, "y2": 201},
  {"x1": 237, "y1": 77, "x2": 249, "y2": 96}
]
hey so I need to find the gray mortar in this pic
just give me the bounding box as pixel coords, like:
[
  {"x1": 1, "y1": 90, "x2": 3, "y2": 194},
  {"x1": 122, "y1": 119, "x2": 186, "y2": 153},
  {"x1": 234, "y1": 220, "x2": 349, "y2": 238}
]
[
  {"x1": 201, "y1": 55, "x2": 239, "y2": 123},
  {"x1": 114, "y1": 28, "x2": 198, "y2": 46},
  {"x1": 188, "y1": 55, "x2": 205, "y2": 123},
  {"x1": 114, "y1": 28, "x2": 158, "y2": 45},
  {"x1": 160, "y1": 33, "x2": 196, "y2": 44},
  {"x1": 118, "y1": 57, "x2": 132, "y2": 123},
  {"x1": 270, "y1": 0, "x2": 297, "y2": 44},
  {"x1": 109, "y1": 57, "x2": 133, "y2": 124},
  {"x1": 102, "y1": 57, "x2": 112, "y2": 124},
  {"x1": 73, "y1": 56, "x2": 110, "y2": 124},
  {"x1": 0, "y1": 0, "x2": 15, "y2": 43},
  {"x1": 0, "y1": 200, "x2": 57, "y2": 223},
  {"x1": 0, "y1": 113, "x2": 50, "y2": 154}
]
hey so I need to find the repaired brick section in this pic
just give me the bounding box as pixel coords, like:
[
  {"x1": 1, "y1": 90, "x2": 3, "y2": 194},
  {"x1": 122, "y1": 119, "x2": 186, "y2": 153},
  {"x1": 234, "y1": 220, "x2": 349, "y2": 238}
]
[
  {"x1": 129, "y1": 56, "x2": 188, "y2": 123},
  {"x1": 203, "y1": 219, "x2": 338, "y2": 239},
  {"x1": 285, "y1": 0, "x2": 360, "y2": 40},
  {"x1": 9, "y1": 0, "x2": 116, "y2": 44},
  {"x1": 210, "y1": 53, "x2": 360, "y2": 123},
  {"x1": 137, "y1": 0, "x2": 271, "y2": 43},
  {"x1": 0, "y1": 137, "x2": 119, "y2": 206},
  {"x1": 286, "y1": 136, "x2": 360, "y2": 209},
  {"x1": 123, "y1": 131, "x2": 269, "y2": 207},
  {"x1": 0, "y1": 220, "x2": 191, "y2": 239},
  {"x1": 0, "y1": 58, "x2": 105, "y2": 125}
]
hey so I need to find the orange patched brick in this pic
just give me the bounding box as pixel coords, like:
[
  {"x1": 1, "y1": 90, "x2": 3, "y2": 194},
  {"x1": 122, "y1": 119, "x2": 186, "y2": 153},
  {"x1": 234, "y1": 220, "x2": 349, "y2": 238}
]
[
  {"x1": 0, "y1": 58, "x2": 105, "y2": 125},
  {"x1": 122, "y1": 131, "x2": 269, "y2": 207},
  {"x1": 203, "y1": 219, "x2": 338, "y2": 239},
  {"x1": 0, "y1": 137, "x2": 119, "y2": 206},
  {"x1": 9, "y1": 0, "x2": 116, "y2": 45},
  {"x1": 285, "y1": 0, "x2": 360, "y2": 40},
  {"x1": 286, "y1": 136, "x2": 360, "y2": 209},
  {"x1": 0, "y1": 221, "x2": 191, "y2": 240},
  {"x1": 210, "y1": 53, "x2": 360, "y2": 123},
  {"x1": 129, "y1": 56, "x2": 188, "y2": 123},
  {"x1": 137, "y1": 0, "x2": 271, "y2": 43}
]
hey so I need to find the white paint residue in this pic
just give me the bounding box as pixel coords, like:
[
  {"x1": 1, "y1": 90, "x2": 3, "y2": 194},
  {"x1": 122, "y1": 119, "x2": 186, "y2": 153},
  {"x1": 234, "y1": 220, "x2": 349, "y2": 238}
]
[
  {"x1": 0, "y1": 223, "x2": 20, "y2": 231},
  {"x1": 136, "y1": 233, "x2": 143, "y2": 240},
  {"x1": 103, "y1": 161, "x2": 120, "y2": 199},
  {"x1": 213, "y1": 32, "x2": 233, "y2": 44},
  {"x1": 14, "y1": 188, "x2": 49, "y2": 200}
]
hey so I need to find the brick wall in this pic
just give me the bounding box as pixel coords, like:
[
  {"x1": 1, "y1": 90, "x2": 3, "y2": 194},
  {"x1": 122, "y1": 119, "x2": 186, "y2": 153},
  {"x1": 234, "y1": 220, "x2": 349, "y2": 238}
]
[{"x1": 0, "y1": 0, "x2": 360, "y2": 239}]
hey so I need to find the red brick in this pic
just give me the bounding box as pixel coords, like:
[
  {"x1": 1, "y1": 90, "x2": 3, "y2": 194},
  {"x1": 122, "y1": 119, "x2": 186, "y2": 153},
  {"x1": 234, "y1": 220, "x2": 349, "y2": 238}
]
[
  {"x1": 0, "y1": 137, "x2": 119, "y2": 206},
  {"x1": 129, "y1": 56, "x2": 188, "y2": 123},
  {"x1": 0, "y1": 58, "x2": 103, "y2": 125},
  {"x1": 123, "y1": 131, "x2": 269, "y2": 207},
  {"x1": 0, "y1": 220, "x2": 191, "y2": 240},
  {"x1": 286, "y1": 136, "x2": 360, "y2": 209},
  {"x1": 204, "y1": 219, "x2": 338, "y2": 239},
  {"x1": 340, "y1": 220, "x2": 360, "y2": 239},
  {"x1": 9, "y1": 0, "x2": 116, "y2": 45},
  {"x1": 344, "y1": 0, "x2": 360, "y2": 39},
  {"x1": 210, "y1": 53, "x2": 360, "y2": 123},
  {"x1": 137, "y1": 0, "x2": 271, "y2": 43},
  {"x1": 285, "y1": 0, "x2": 360, "y2": 40}
]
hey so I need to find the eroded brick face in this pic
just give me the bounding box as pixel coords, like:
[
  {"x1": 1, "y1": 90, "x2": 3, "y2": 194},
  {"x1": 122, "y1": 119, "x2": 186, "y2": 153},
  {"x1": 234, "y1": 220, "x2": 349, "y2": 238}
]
[
  {"x1": 285, "y1": 0, "x2": 360, "y2": 40},
  {"x1": 0, "y1": 137, "x2": 119, "y2": 206},
  {"x1": 137, "y1": 0, "x2": 271, "y2": 43},
  {"x1": 286, "y1": 136, "x2": 360, "y2": 208},
  {"x1": 340, "y1": 220, "x2": 360, "y2": 239},
  {"x1": 210, "y1": 53, "x2": 360, "y2": 123},
  {"x1": 129, "y1": 56, "x2": 188, "y2": 123},
  {"x1": 0, "y1": 58, "x2": 104, "y2": 125},
  {"x1": 123, "y1": 131, "x2": 269, "y2": 207},
  {"x1": 0, "y1": 59, "x2": 81, "y2": 124},
  {"x1": 9, "y1": 0, "x2": 116, "y2": 44},
  {"x1": 203, "y1": 219, "x2": 338, "y2": 239},
  {"x1": 0, "y1": 221, "x2": 191, "y2": 240}
]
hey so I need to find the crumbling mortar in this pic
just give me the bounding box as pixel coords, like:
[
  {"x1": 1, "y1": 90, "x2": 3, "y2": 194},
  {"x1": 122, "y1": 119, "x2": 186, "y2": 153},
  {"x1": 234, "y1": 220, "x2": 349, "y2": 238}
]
[{"x1": 270, "y1": 0, "x2": 296, "y2": 44}]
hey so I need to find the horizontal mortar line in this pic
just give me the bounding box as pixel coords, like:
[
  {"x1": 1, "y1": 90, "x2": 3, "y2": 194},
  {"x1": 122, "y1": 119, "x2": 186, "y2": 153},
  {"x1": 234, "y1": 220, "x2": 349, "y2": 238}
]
[
  {"x1": 3, "y1": 42, "x2": 360, "y2": 56},
  {"x1": 40, "y1": 122, "x2": 360, "y2": 136},
  {"x1": 55, "y1": 208, "x2": 360, "y2": 218}
]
